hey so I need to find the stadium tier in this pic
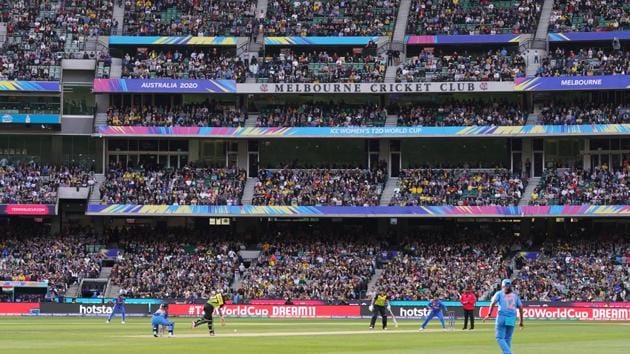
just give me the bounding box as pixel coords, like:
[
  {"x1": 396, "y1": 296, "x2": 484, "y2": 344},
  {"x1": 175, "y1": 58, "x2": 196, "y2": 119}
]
[{"x1": 0, "y1": 1, "x2": 630, "y2": 311}]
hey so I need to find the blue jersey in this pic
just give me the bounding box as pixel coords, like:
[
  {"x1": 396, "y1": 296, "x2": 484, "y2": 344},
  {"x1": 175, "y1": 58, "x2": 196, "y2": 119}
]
[
  {"x1": 492, "y1": 290, "x2": 522, "y2": 318},
  {"x1": 115, "y1": 296, "x2": 125, "y2": 305},
  {"x1": 428, "y1": 300, "x2": 446, "y2": 313},
  {"x1": 153, "y1": 309, "x2": 167, "y2": 319}
]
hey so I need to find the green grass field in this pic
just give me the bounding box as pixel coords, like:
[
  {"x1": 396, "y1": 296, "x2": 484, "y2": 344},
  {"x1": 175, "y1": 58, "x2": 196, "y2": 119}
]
[{"x1": 1, "y1": 317, "x2": 629, "y2": 354}]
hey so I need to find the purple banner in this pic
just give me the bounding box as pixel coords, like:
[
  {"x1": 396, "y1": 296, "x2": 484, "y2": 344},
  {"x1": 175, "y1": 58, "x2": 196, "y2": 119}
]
[
  {"x1": 92, "y1": 79, "x2": 237, "y2": 93},
  {"x1": 549, "y1": 31, "x2": 630, "y2": 42},
  {"x1": 0, "y1": 81, "x2": 60, "y2": 92},
  {"x1": 87, "y1": 204, "x2": 630, "y2": 217},
  {"x1": 515, "y1": 75, "x2": 630, "y2": 91},
  {"x1": 407, "y1": 34, "x2": 522, "y2": 45}
]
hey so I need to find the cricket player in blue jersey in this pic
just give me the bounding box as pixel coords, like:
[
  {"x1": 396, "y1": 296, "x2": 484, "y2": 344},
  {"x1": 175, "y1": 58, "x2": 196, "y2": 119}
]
[
  {"x1": 106, "y1": 295, "x2": 126, "y2": 324},
  {"x1": 419, "y1": 298, "x2": 447, "y2": 330},
  {"x1": 484, "y1": 279, "x2": 524, "y2": 354},
  {"x1": 152, "y1": 304, "x2": 174, "y2": 337}
]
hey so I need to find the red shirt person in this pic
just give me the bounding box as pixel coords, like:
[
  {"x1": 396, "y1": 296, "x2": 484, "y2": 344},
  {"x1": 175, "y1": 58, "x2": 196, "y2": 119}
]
[{"x1": 460, "y1": 287, "x2": 477, "y2": 330}]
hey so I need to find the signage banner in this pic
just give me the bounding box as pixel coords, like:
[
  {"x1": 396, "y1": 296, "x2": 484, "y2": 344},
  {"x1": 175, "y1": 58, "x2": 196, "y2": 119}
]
[
  {"x1": 0, "y1": 281, "x2": 48, "y2": 288},
  {"x1": 480, "y1": 306, "x2": 630, "y2": 321},
  {"x1": 92, "y1": 79, "x2": 237, "y2": 93},
  {"x1": 86, "y1": 204, "x2": 630, "y2": 218},
  {"x1": 0, "y1": 81, "x2": 60, "y2": 92},
  {"x1": 0, "y1": 303, "x2": 39, "y2": 315},
  {"x1": 515, "y1": 75, "x2": 630, "y2": 91},
  {"x1": 39, "y1": 303, "x2": 150, "y2": 316},
  {"x1": 95, "y1": 124, "x2": 630, "y2": 138},
  {"x1": 265, "y1": 36, "x2": 381, "y2": 46},
  {"x1": 0, "y1": 113, "x2": 60, "y2": 124},
  {"x1": 237, "y1": 81, "x2": 513, "y2": 94},
  {"x1": 93, "y1": 78, "x2": 630, "y2": 94},
  {"x1": 407, "y1": 34, "x2": 523, "y2": 45},
  {"x1": 109, "y1": 36, "x2": 237, "y2": 46},
  {"x1": 360, "y1": 305, "x2": 470, "y2": 319},
  {"x1": 548, "y1": 31, "x2": 630, "y2": 42},
  {"x1": 166, "y1": 304, "x2": 361, "y2": 318},
  {"x1": 0, "y1": 204, "x2": 56, "y2": 216}
]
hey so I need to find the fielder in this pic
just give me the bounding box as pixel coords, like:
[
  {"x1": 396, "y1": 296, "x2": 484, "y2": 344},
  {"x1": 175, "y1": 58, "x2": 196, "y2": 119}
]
[
  {"x1": 151, "y1": 304, "x2": 174, "y2": 337},
  {"x1": 192, "y1": 291, "x2": 225, "y2": 336},
  {"x1": 106, "y1": 294, "x2": 126, "y2": 324},
  {"x1": 419, "y1": 298, "x2": 447, "y2": 330},
  {"x1": 484, "y1": 279, "x2": 524, "y2": 354}
]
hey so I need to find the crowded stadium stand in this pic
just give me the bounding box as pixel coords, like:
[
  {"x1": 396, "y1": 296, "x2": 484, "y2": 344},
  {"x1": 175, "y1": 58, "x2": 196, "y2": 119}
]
[
  {"x1": 264, "y1": 0, "x2": 399, "y2": 36},
  {"x1": 1, "y1": 0, "x2": 630, "y2": 310},
  {"x1": 123, "y1": 0, "x2": 258, "y2": 37},
  {"x1": 529, "y1": 166, "x2": 629, "y2": 205},
  {"x1": 99, "y1": 166, "x2": 247, "y2": 205},
  {"x1": 406, "y1": 0, "x2": 541, "y2": 35},
  {"x1": 549, "y1": 0, "x2": 630, "y2": 33},
  {"x1": 257, "y1": 102, "x2": 387, "y2": 127}
]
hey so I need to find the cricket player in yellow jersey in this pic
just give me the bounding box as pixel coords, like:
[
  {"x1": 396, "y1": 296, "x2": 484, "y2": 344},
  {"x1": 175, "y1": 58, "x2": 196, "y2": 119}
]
[{"x1": 192, "y1": 290, "x2": 226, "y2": 336}]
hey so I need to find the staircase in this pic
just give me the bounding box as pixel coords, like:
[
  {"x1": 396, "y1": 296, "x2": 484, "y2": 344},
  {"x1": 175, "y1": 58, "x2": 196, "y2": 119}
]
[
  {"x1": 519, "y1": 177, "x2": 541, "y2": 206},
  {"x1": 391, "y1": 0, "x2": 412, "y2": 52},
  {"x1": 65, "y1": 282, "x2": 81, "y2": 298},
  {"x1": 384, "y1": 114, "x2": 398, "y2": 127},
  {"x1": 231, "y1": 273, "x2": 243, "y2": 292},
  {"x1": 88, "y1": 174, "x2": 106, "y2": 204},
  {"x1": 526, "y1": 105, "x2": 542, "y2": 125},
  {"x1": 366, "y1": 269, "x2": 384, "y2": 295},
  {"x1": 0, "y1": 23, "x2": 7, "y2": 45},
  {"x1": 99, "y1": 266, "x2": 112, "y2": 279},
  {"x1": 241, "y1": 178, "x2": 257, "y2": 205},
  {"x1": 104, "y1": 283, "x2": 122, "y2": 298},
  {"x1": 245, "y1": 114, "x2": 258, "y2": 127},
  {"x1": 385, "y1": 65, "x2": 399, "y2": 82},
  {"x1": 526, "y1": 112, "x2": 538, "y2": 125},
  {"x1": 109, "y1": 58, "x2": 123, "y2": 78},
  {"x1": 94, "y1": 113, "x2": 108, "y2": 128},
  {"x1": 535, "y1": 0, "x2": 554, "y2": 41},
  {"x1": 379, "y1": 178, "x2": 398, "y2": 206},
  {"x1": 112, "y1": 1, "x2": 125, "y2": 35},
  {"x1": 249, "y1": 0, "x2": 268, "y2": 52}
]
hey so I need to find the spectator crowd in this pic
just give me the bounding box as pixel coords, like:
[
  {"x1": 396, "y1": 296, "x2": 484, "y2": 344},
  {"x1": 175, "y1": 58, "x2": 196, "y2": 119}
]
[
  {"x1": 516, "y1": 238, "x2": 629, "y2": 302},
  {"x1": 407, "y1": 0, "x2": 541, "y2": 35},
  {"x1": 0, "y1": 164, "x2": 94, "y2": 204},
  {"x1": 109, "y1": 227, "x2": 242, "y2": 300},
  {"x1": 1, "y1": 223, "x2": 628, "y2": 303},
  {"x1": 106, "y1": 103, "x2": 246, "y2": 127},
  {"x1": 100, "y1": 166, "x2": 247, "y2": 205},
  {"x1": 390, "y1": 168, "x2": 525, "y2": 206},
  {"x1": 0, "y1": 224, "x2": 104, "y2": 295},
  {"x1": 254, "y1": 48, "x2": 386, "y2": 83},
  {"x1": 121, "y1": 49, "x2": 248, "y2": 82},
  {"x1": 378, "y1": 234, "x2": 512, "y2": 301},
  {"x1": 123, "y1": 0, "x2": 259, "y2": 37},
  {"x1": 397, "y1": 49, "x2": 526, "y2": 82},
  {"x1": 264, "y1": 0, "x2": 398, "y2": 36},
  {"x1": 536, "y1": 47, "x2": 630, "y2": 77},
  {"x1": 253, "y1": 166, "x2": 387, "y2": 206},
  {"x1": 529, "y1": 166, "x2": 629, "y2": 205},
  {"x1": 258, "y1": 102, "x2": 387, "y2": 127},
  {"x1": 538, "y1": 102, "x2": 630, "y2": 125},
  {"x1": 398, "y1": 101, "x2": 526, "y2": 126},
  {"x1": 241, "y1": 235, "x2": 377, "y2": 302},
  {"x1": 549, "y1": 0, "x2": 630, "y2": 32}
]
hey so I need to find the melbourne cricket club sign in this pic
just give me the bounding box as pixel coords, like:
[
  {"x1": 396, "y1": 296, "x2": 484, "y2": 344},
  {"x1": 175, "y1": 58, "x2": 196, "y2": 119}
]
[{"x1": 237, "y1": 81, "x2": 512, "y2": 94}]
